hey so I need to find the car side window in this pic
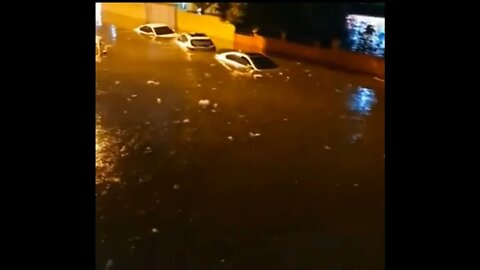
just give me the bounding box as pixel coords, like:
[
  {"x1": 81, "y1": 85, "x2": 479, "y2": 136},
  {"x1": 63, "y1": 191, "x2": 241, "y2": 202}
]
[
  {"x1": 141, "y1": 26, "x2": 152, "y2": 33},
  {"x1": 226, "y1": 54, "x2": 238, "y2": 62},
  {"x1": 226, "y1": 55, "x2": 248, "y2": 66},
  {"x1": 239, "y1": 57, "x2": 252, "y2": 66}
]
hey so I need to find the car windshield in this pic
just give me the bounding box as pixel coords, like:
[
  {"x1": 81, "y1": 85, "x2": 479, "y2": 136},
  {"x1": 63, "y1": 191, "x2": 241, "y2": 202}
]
[
  {"x1": 191, "y1": 39, "x2": 213, "y2": 47},
  {"x1": 250, "y1": 56, "x2": 279, "y2": 70},
  {"x1": 154, "y1": 26, "x2": 174, "y2": 35}
]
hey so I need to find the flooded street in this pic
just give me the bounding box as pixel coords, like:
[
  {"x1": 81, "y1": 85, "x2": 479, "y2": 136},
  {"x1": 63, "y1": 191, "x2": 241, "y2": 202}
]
[{"x1": 96, "y1": 23, "x2": 384, "y2": 270}]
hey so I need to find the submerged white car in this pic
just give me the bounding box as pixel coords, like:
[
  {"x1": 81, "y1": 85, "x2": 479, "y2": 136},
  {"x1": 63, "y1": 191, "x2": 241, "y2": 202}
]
[
  {"x1": 175, "y1": 32, "x2": 216, "y2": 51},
  {"x1": 214, "y1": 50, "x2": 279, "y2": 76},
  {"x1": 134, "y1": 23, "x2": 177, "y2": 38},
  {"x1": 96, "y1": 35, "x2": 107, "y2": 57}
]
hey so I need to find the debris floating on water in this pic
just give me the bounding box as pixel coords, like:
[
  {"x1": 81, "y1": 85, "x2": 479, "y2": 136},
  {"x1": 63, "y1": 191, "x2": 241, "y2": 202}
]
[
  {"x1": 183, "y1": 119, "x2": 190, "y2": 123},
  {"x1": 151, "y1": 228, "x2": 158, "y2": 233},
  {"x1": 204, "y1": 72, "x2": 211, "y2": 78},
  {"x1": 354, "y1": 183, "x2": 359, "y2": 187},
  {"x1": 249, "y1": 132, "x2": 261, "y2": 137},
  {"x1": 324, "y1": 145, "x2": 332, "y2": 150},
  {"x1": 211, "y1": 87, "x2": 217, "y2": 90},
  {"x1": 227, "y1": 136, "x2": 234, "y2": 141},
  {"x1": 198, "y1": 99, "x2": 211, "y2": 107},
  {"x1": 351, "y1": 133, "x2": 363, "y2": 143},
  {"x1": 131, "y1": 94, "x2": 138, "y2": 98},
  {"x1": 335, "y1": 89, "x2": 342, "y2": 93},
  {"x1": 144, "y1": 147, "x2": 153, "y2": 154},
  {"x1": 253, "y1": 74, "x2": 263, "y2": 79},
  {"x1": 374, "y1": 77, "x2": 385, "y2": 82},
  {"x1": 283, "y1": 118, "x2": 288, "y2": 121},
  {"x1": 156, "y1": 98, "x2": 162, "y2": 104},
  {"x1": 147, "y1": 80, "x2": 160, "y2": 85},
  {"x1": 115, "y1": 81, "x2": 120, "y2": 85},
  {"x1": 173, "y1": 184, "x2": 180, "y2": 190}
]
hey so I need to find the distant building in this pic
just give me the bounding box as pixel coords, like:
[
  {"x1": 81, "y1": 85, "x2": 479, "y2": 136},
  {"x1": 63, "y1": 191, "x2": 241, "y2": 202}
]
[
  {"x1": 344, "y1": 4, "x2": 385, "y2": 57},
  {"x1": 175, "y1": 2, "x2": 220, "y2": 15}
]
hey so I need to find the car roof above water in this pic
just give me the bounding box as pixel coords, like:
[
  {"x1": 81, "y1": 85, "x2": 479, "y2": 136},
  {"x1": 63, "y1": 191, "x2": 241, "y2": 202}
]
[
  {"x1": 188, "y1": 32, "x2": 207, "y2": 37},
  {"x1": 144, "y1": 23, "x2": 171, "y2": 28},
  {"x1": 245, "y1": 52, "x2": 267, "y2": 58}
]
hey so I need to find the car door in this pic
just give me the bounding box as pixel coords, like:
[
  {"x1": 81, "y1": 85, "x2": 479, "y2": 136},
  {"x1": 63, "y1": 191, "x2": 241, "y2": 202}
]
[
  {"x1": 224, "y1": 54, "x2": 252, "y2": 73},
  {"x1": 224, "y1": 54, "x2": 244, "y2": 67}
]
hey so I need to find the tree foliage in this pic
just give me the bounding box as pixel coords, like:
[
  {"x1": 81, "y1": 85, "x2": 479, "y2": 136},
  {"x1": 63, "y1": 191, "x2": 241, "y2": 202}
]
[
  {"x1": 192, "y1": 2, "x2": 215, "y2": 13},
  {"x1": 217, "y1": 3, "x2": 246, "y2": 24},
  {"x1": 237, "y1": 3, "x2": 347, "y2": 45}
]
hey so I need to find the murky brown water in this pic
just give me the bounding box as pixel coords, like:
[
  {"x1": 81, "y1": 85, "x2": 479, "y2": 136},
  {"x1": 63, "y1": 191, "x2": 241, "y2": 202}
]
[{"x1": 96, "y1": 23, "x2": 384, "y2": 270}]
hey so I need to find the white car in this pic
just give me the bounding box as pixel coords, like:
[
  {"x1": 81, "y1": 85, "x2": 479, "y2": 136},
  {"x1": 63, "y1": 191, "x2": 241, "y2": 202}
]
[
  {"x1": 134, "y1": 23, "x2": 177, "y2": 38},
  {"x1": 175, "y1": 32, "x2": 216, "y2": 51},
  {"x1": 96, "y1": 35, "x2": 107, "y2": 57},
  {"x1": 214, "y1": 50, "x2": 279, "y2": 76}
]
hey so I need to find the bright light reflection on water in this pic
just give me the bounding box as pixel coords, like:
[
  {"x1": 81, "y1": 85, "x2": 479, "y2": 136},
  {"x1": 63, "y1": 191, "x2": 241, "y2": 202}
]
[
  {"x1": 348, "y1": 87, "x2": 377, "y2": 115},
  {"x1": 96, "y1": 114, "x2": 120, "y2": 185}
]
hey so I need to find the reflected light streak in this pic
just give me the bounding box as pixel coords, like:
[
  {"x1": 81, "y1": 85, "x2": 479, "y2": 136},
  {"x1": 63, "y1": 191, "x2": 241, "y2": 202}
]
[
  {"x1": 96, "y1": 115, "x2": 120, "y2": 185},
  {"x1": 110, "y1": 25, "x2": 117, "y2": 42},
  {"x1": 348, "y1": 87, "x2": 377, "y2": 115}
]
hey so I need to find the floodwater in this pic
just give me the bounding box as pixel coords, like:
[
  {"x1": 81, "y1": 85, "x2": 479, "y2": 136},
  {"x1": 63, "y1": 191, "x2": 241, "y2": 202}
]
[{"x1": 96, "y1": 23, "x2": 384, "y2": 270}]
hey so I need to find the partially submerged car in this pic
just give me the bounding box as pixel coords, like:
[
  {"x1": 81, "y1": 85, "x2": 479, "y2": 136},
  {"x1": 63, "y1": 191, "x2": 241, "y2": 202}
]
[
  {"x1": 134, "y1": 23, "x2": 177, "y2": 38},
  {"x1": 96, "y1": 35, "x2": 107, "y2": 57},
  {"x1": 175, "y1": 32, "x2": 216, "y2": 51},
  {"x1": 214, "y1": 50, "x2": 280, "y2": 77}
]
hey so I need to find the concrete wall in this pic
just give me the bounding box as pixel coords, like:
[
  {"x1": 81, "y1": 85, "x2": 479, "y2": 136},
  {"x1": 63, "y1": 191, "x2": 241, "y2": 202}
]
[
  {"x1": 234, "y1": 34, "x2": 385, "y2": 78},
  {"x1": 175, "y1": 11, "x2": 235, "y2": 48},
  {"x1": 101, "y1": 3, "x2": 147, "y2": 29},
  {"x1": 145, "y1": 3, "x2": 176, "y2": 29}
]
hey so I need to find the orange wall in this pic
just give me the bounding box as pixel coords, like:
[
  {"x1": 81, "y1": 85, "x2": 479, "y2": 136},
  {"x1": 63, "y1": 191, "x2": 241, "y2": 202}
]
[
  {"x1": 234, "y1": 34, "x2": 384, "y2": 78},
  {"x1": 176, "y1": 11, "x2": 235, "y2": 48}
]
